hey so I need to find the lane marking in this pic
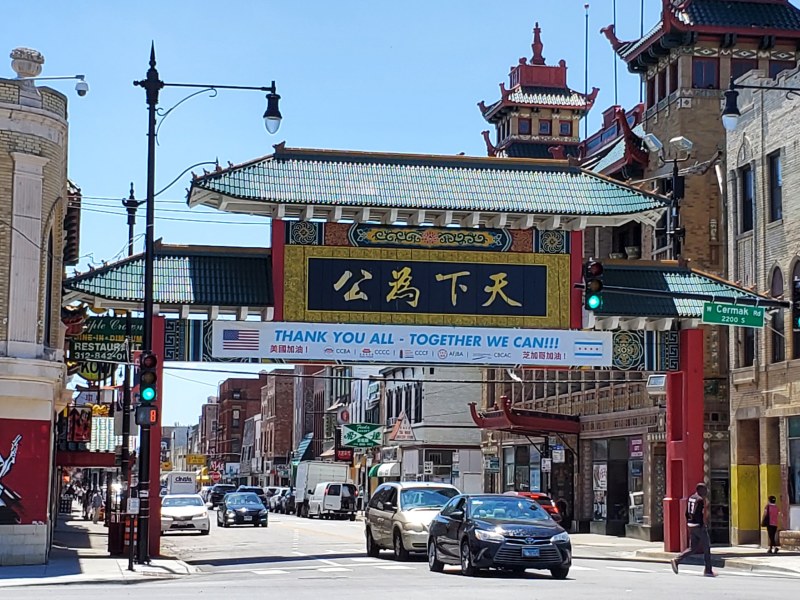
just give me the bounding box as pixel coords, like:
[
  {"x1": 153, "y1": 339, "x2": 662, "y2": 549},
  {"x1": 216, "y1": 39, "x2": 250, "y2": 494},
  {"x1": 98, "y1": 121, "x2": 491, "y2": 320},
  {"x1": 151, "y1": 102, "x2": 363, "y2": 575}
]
[
  {"x1": 607, "y1": 566, "x2": 655, "y2": 573},
  {"x1": 350, "y1": 557, "x2": 381, "y2": 563},
  {"x1": 251, "y1": 569, "x2": 290, "y2": 575},
  {"x1": 568, "y1": 565, "x2": 598, "y2": 571},
  {"x1": 317, "y1": 567, "x2": 352, "y2": 573},
  {"x1": 292, "y1": 550, "x2": 343, "y2": 567},
  {"x1": 375, "y1": 565, "x2": 415, "y2": 570}
]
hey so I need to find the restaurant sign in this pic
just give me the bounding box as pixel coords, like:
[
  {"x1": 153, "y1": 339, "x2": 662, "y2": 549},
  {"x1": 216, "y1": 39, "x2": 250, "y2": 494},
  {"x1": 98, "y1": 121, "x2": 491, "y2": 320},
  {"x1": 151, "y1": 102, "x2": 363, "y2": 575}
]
[
  {"x1": 70, "y1": 317, "x2": 143, "y2": 361},
  {"x1": 212, "y1": 322, "x2": 612, "y2": 367}
]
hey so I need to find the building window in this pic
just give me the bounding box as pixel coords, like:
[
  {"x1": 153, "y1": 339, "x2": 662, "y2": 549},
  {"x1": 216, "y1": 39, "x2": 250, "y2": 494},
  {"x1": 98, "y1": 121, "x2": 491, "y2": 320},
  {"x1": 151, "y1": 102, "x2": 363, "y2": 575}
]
[
  {"x1": 518, "y1": 117, "x2": 531, "y2": 135},
  {"x1": 740, "y1": 327, "x2": 756, "y2": 367},
  {"x1": 768, "y1": 151, "x2": 782, "y2": 222},
  {"x1": 503, "y1": 447, "x2": 515, "y2": 490},
  {"x1": 538, "y1": 120, "x2": 551, "y2": 136},
  {"x1": 657, "y1": 68, "x2": 667, "y2": 101},
  {"x1": 739, "y1": 165, "x2": 754, "y2": 233},
  {"x1": 692, "y1": 57, "x2": 719, "y2": 89},
  {"x1": 668, "y1": 62, "x2": 678, "y2": 93},
  {"x1": 232, "y1": 409, "x2": 241, "y2": 428},
  {"x1": 771, "y1": 269, "x2": 786, "y2": 364},
  {"x1": 731, "y1": 58, "x2": 758, "y2": 82},
  {"x1": 559, "y1": 121, "x2": 572, "y2": 136},
  {"x1": 646, "y1": 78, "x2": 655, "y2": 109},
  {"x1": 414, "y1": 380, "x2": 423, "y2": 423},
  {"x1": 793, "y1": 264, "x2": 800, "y2": 360},
  {"x1": 790, "y1": 417, "x2": 800, "y2": 505},
  {"x1": 769, "y1": 60, "x2": 796, "y2": 79}
]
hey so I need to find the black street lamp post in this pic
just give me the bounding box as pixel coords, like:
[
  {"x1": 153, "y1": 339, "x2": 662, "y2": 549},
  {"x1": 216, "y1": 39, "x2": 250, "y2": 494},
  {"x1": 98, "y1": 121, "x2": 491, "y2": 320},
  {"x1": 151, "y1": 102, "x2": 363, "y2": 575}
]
[
  {"x1": 132, "y1": 44, "x2": 281, "y2": 564},
  {"x1": 722, "y1": 76, "x2": 800, "y2": 131}
]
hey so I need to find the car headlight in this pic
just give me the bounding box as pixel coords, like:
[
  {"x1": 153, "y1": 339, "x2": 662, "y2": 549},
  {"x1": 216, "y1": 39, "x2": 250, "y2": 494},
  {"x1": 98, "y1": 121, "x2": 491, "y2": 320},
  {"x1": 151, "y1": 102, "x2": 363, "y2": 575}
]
[
  {"x1": 474, "y1": 529, "x2": 505, "y2": 542},
  {"x1": 550, "y1": 531, "x2": 570, "y2": 543},
  {"x1": 259, "y1": 509, "x2": 267, "y2": 515},
  {"x1": 402, "y1": 522, "x2": 426, "y2": 532},
  {"x1": 192, "y1": 513, "x2": 207, "y2": 519}
]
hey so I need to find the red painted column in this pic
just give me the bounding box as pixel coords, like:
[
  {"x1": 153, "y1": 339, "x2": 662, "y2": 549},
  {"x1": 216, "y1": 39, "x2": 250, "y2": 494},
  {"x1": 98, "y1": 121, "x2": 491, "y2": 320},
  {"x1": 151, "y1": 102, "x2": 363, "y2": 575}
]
[
  {"x1": 663, "y1": 327, "x2": 704, "y2": 552},
  {"x1": 149, "y1": 315, "x2": 165, "y2": 557},
  {"x1": 569, "y1": 230, "x2": 584, "y2": 330},
  {"x1": 272, "y1": 219, "x2": 285, "y2": 322}
]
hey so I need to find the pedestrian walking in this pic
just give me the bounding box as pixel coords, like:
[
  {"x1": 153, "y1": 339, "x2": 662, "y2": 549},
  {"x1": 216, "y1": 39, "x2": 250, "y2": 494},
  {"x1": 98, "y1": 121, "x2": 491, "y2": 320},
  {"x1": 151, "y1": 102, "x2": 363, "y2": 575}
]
[
  {"x1": 90, "y1": 489, "x2": 103, "y2": 524},
  {"x1": 671, "y1": 482, "x2": 715, "y2": 577},
  {"x1": 762, "y1": 496, "x2": 780, "y2": 554}
]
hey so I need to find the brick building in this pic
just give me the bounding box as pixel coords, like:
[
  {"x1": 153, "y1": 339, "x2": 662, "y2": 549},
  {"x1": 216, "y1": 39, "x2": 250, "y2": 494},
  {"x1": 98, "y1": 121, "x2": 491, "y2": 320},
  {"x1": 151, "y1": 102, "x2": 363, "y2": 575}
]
[
  {"x1": 0, "y1": 48, "x2": 81, "y2": 565},
  {"x1": 261, "y1": 370, "x2": 294, "y2": 486},
  {"x1": 217, "y1": 374, "x2": 269, "y2": 470},
  {"x1": 198, "y1": 397, "x2": 219, "y2": 457},
  {"x1": 725, "y1": 65, "x2": 800, "y2": 547}
]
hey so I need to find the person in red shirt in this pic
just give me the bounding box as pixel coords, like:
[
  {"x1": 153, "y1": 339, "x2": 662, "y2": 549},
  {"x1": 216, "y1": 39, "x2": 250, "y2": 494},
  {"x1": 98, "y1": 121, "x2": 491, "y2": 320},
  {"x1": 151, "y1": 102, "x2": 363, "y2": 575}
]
[{"x1": 763, "y1": 496, "x2": 780, "y2": 554}]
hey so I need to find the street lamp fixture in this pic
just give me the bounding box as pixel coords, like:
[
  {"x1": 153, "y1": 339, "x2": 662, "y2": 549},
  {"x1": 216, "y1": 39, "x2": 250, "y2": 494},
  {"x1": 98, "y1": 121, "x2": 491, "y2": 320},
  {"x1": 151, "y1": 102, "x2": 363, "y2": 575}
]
[
  {"x1": 721, "y1": 76, "x2": 800, "y2": 131},
  {"x1": 132, "y1": 43, "x2": 282, "y2": 565}
]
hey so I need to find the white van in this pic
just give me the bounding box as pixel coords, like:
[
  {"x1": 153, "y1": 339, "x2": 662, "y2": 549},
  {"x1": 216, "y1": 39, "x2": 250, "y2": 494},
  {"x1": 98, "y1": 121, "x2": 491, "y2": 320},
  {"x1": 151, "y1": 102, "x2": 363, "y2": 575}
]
[{"x1": 307, "y1": 481, "x2": 357, "y2": 520}]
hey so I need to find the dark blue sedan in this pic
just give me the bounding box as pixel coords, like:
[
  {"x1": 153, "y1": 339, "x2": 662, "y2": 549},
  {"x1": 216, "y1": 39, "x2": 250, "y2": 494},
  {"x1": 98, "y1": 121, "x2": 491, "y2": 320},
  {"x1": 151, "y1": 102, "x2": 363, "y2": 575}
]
[{"x1": 427, "y1": 494, "x2": 571, "y2": 579}]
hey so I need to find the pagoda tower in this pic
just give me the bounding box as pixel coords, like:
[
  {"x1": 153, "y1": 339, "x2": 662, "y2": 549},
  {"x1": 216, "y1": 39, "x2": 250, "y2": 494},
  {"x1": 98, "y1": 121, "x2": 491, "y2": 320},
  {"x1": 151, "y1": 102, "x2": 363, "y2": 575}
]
[{"x1": 478, "y1": 22, "x2": 598, "y2": 158}]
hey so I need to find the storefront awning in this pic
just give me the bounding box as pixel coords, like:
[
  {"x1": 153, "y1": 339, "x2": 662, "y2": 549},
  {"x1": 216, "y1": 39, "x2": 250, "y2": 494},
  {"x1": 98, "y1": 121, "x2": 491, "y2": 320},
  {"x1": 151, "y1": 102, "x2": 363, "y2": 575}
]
[
  {"x1": 377, "y1": 462, "x2": 400, "y2": 478},
  {"x1": 291, "y1": 433, "x2": 314, "y2": 466},
  {"x1": 368, "y1": 464, "x2": 380, "y2": 478},
  {"x1": 469, "y1": 398, "x2": 580, "y2": 436}
]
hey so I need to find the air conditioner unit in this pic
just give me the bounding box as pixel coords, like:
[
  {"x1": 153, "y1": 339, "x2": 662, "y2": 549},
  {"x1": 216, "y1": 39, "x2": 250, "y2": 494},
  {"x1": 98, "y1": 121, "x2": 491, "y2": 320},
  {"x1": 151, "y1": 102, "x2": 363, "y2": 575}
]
[{"x1": 386, "y1": 417, "x2": 397, "y2": 427}]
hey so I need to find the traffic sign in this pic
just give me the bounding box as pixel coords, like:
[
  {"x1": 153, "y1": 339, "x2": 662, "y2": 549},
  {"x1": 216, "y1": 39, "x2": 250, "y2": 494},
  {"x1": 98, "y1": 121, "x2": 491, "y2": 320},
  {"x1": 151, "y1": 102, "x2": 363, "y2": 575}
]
[
  {"x1": 210, "y1": 471, "x2": 221, "y2": 483},
  {"x1": 341, "y1": 423, "x2": 382, "y2": 448},
  {"x1": 127, "y1": 497, "x2": 140, "y2": 515},
  {"x1": 552, "y1": 448, "x2": 565, "y2": 464},
  {"x1": 541, "y1": 458, "x2": 552, "y2": 473},
  {"x1": 702, "y1": 302, "x2": 764, "y2": 328}
]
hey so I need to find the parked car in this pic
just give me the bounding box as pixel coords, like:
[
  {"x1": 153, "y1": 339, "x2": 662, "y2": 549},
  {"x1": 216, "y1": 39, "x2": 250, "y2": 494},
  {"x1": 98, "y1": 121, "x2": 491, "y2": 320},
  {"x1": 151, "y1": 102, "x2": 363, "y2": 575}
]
[
  {"x1": 199, "y1": 485, "x2": 212, "y2": 503},
  {"x1": 237, "y1": 485, "x2": 270, "y2": 507},
  {"x1": 161, "y1": 494, "x2": 210, "y2": 535},
  {"x1": 427, "y1": 494, "x2": 570, "y2": 579},
  {"x1": 208, "y1": 484, "x2": 236, "y2": 508},
  {"x1": 307, "y1": 482, "x2": 357, "y2": 520},
  {"x1": 216, "y1": 492, "x2": 269, "y2": 528},
  {"x1": 269, "y1": 488, "x2": 290, "y2": 512},
  {"x1": 365, "y1": 482, "x2": 460, "y2": 560},
  {"x1": 282, "y1": 489, "x2": 296, "y2": 514},
  {"x1": 503, "y1": 491, "x2": 562, "y2": 522}
]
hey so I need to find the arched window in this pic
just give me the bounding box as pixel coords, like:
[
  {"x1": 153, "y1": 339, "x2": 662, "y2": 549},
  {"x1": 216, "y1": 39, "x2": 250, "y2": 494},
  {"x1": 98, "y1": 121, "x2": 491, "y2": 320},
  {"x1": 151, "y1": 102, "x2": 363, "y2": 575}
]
[
  {"x1": 793, "y1": 263, "x2": 800, "y2": 360},
  {"x1": 771, "y1": 268, "x2": 786, "y2": 363}
]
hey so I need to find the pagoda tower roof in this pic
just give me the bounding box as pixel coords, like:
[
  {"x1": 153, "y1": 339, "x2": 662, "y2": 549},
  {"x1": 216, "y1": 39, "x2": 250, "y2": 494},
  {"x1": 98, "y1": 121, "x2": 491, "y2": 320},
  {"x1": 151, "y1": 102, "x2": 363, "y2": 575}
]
[
  {"x1": 478, "y1": 22, "x2": 599, "y2": 122},
  {"x1": 602, "y1": 0, "x2": 800, "y2": 72}
]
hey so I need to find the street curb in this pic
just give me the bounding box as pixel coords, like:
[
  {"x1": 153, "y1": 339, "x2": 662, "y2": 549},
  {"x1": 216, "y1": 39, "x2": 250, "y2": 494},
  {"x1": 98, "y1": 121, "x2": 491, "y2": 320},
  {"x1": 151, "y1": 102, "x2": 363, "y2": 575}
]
[
  {"x1": 0, "y1": 575, "x2": 174, "y2": 589},
  {"x1": 633, "y1": 550, "x2": 800, "y2": 576}
]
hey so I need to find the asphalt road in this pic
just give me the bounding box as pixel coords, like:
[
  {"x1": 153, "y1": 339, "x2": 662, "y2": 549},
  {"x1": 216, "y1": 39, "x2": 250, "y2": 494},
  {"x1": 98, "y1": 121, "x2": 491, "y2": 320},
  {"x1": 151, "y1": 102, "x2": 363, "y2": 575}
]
[{"x1": 11, "y1": 510, "x2": 800, "y2": 599}]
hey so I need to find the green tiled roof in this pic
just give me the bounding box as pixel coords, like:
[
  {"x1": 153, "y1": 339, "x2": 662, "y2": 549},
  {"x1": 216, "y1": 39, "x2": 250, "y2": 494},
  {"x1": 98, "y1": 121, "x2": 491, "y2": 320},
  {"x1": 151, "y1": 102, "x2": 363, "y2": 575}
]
[
  {"x1": 507, "y1": 86, "x2": 589, "y2": 108},
  {"x1": 598, "y1": 263, "x2": 764, "y2": 319},
  {"x1": 586, "y1": 125, "x2": 645, "y2": 174},
  {"x1": 188, "y1": 147, "x2": 668, "y2": 217},
  {"x1": 64, "y1": 244, "x2": 272, "y2": 306}
]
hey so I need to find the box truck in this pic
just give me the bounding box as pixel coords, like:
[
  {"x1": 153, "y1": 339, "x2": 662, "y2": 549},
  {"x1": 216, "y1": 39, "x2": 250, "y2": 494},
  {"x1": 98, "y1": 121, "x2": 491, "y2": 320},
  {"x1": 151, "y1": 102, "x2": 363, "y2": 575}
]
[{"x1": 294, "y1": 461, "x2": 350, "y2": 518}]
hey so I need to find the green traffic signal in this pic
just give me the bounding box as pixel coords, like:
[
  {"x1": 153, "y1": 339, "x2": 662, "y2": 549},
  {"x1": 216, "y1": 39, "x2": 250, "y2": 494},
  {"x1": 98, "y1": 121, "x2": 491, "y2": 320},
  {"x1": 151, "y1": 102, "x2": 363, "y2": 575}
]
[
  {"x1": 587, "y1": 294, "x2": 602, "y2": 310},
  {"x1": 141, "y1": 386, "x2": 156, "y2": 402}
]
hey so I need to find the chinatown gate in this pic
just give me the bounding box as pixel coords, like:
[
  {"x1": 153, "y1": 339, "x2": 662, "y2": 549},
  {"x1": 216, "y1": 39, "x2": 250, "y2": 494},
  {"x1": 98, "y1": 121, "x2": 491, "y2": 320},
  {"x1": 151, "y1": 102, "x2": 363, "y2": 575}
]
[{"x1": 65, "y1": 145, "x2": 769, "y2": 554}]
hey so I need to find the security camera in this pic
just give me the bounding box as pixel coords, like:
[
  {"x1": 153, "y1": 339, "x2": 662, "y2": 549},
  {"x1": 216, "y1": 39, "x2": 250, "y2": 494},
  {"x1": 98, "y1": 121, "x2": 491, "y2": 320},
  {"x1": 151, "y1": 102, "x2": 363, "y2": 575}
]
[{"x1": 75, "y1": 79, "x2": 89, "y2": 97}]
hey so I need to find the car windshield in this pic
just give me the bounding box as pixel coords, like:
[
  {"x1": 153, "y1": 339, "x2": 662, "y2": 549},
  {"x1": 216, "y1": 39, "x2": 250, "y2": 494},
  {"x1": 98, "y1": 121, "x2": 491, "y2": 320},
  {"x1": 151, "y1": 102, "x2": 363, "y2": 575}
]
[
  {"x1": 162, "y1": 496, "x2": 204, "y2": 507},
  {"x1": 400, "y1": 487, "x2": 459, "y2": 510},
  {"x1": 468, "y1": 497, "x2": 550, "y2": 522},
  {"x1": 239, "y1": 487, "x2": 265, "y2": 495},
  {"x1": 214, "y1": 485, "x2": 234, "y2": 492},
  {"x1": 227, "y1": 493, "x2": 263, "y2": 506}
]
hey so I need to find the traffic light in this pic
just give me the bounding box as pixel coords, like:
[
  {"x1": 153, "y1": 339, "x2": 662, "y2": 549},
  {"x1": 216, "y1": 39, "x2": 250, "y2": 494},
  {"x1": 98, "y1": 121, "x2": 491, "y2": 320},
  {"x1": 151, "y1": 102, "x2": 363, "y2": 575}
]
[
  {"x1": 583, "y1": 260, "x2": 604, "y2": 311},
  {"x1": 793, "y1": 278, "x2": 800, "y2": 332},
  {"x1": 138, "y1": 351, "x2": 158, "y2": 404},
  {"x1": 135, "y1": 405, "x2": 159, "y2": 426}
]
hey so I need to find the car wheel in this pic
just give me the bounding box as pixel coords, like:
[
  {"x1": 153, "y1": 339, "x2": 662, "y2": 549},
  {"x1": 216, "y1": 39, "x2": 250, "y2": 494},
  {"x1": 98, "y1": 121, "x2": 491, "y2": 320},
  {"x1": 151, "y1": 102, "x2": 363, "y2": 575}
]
[
  {"x1": 460, "y1": 541, "x2": 477, "y2": 577},
  {"x1": 550, "y1": 566, "x2": 569, "y2": 580},
  {"x1": 393, "y1": 531, "x2": 410, "y2": 561},
  {"x1": 349, "y1": 513, "x2": 356, "y2": 522},
  {"x1": 428, "y1": 539, "x2": 444, "y2": 572},
  {"x1": 366, "y1": 528, "x2": 380, "y2": 558},
  {"x1": 200, "y1": 529, "x2": 210, "y2": 536},
  {"x1": 223, "y1": 520, "x2": 230, "y2": 528}
]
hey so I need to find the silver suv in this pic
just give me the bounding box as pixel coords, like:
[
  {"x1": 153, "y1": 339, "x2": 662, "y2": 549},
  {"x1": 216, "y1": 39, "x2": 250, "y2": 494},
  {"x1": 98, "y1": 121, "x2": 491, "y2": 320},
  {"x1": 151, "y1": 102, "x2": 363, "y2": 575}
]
[{"x1": 365, "y1": 482, "x2": 460, "y2": 560}]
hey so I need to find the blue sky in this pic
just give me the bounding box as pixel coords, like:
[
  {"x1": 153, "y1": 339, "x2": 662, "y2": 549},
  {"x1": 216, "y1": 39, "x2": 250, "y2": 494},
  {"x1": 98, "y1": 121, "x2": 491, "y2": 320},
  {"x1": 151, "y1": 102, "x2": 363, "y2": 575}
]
[{"x1": 3, "y1": 1, "x2": 654, "y2": 425}]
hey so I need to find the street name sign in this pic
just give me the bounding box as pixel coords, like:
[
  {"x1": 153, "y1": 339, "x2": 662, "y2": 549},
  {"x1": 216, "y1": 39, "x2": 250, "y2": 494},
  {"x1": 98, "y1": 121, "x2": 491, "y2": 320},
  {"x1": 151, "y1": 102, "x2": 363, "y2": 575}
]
[
  {"x1": 702, "y1": 302, "x2": 764, "y2": 328},
  {"x1": 341, "y1": 423, "x2": 382, "y2": 448}
]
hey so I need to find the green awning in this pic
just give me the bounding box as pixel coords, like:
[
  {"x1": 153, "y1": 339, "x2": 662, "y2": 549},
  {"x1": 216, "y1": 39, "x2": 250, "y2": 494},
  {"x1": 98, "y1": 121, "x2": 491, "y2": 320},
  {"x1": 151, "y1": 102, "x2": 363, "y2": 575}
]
[
  {"x1": 368, "y1": 464, "x2": 380, "y2": 478},
  {"x1": 291, "y1": 433, "x2": 314, "y2": 466}
]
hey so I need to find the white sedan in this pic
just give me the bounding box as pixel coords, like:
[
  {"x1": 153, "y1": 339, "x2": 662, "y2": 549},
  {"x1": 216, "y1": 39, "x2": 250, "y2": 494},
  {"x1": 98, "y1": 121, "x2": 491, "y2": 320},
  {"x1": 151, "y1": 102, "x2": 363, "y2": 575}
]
[{"x1": 161, "y1": 494, "x2": 210, "y2": 535}]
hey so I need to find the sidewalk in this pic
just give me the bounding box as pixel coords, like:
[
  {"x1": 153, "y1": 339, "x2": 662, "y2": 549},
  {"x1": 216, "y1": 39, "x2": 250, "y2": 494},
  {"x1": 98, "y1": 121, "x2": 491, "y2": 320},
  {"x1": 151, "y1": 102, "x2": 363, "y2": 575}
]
[
  {"x1": 0, "y1": 506, "x2": 197, "y2": 588},
  {"x1": 569, "y1": 533, "x2": 800, "y2": 575}
]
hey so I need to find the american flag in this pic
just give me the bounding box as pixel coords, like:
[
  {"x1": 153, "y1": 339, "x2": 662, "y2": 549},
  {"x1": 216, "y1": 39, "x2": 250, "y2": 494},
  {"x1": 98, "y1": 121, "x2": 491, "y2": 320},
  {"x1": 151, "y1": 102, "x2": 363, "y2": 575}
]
[{"x1": 222, "y1": 329, "x2": 260, "y2": 351}]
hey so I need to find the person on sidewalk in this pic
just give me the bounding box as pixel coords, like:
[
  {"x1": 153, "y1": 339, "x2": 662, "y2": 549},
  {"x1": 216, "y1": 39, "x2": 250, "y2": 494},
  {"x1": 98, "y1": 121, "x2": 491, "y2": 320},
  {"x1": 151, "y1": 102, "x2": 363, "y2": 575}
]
[
  {"x1": 763, "y1": 496, "x2": 780, "y2": 554},
  {"x1": 90, "y1": 489, "x2": 103, "y2": 524},
  {"x1": 671, "y1": 482, "x2": 715, "y2": 577}
]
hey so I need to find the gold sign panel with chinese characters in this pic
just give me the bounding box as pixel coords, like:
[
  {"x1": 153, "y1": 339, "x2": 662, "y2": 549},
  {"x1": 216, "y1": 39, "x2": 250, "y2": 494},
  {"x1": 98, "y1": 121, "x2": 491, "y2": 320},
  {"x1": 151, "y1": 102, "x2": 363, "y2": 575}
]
[{"x1": 283, "y1": 246, "x2": 570, "y2": 328}]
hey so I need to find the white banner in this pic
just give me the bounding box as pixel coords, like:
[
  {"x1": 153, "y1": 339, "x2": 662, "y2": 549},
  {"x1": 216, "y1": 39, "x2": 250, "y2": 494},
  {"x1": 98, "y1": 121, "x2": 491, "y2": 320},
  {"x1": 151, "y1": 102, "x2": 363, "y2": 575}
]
[{"x1": 213, "y1": 322, "x2": 612, "y2": 367}]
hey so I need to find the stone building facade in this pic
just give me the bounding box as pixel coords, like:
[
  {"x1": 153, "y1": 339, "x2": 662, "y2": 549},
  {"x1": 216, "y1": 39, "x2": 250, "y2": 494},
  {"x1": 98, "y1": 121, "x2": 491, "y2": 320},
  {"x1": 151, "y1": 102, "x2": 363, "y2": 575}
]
[
  {"x1": 725, "y1": 66, "x2": 800, "y2": 547},
  {"x1": 0, "y1": 48, "x2": 75, "y2": 565},
  {"x1": 261, "y1": 371, "x2": 295, "y2": 486}
]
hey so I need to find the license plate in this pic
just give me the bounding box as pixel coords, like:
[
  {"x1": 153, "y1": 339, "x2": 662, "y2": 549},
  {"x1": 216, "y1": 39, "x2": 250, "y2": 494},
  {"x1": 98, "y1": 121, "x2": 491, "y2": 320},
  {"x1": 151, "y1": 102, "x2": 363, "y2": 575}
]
[
  {"x1": 243, "y1": 516, "x2": 253, "y2": 521},
  {"x1": 522, "y1": 547, "x2": 540, "y2": 558},
  {"x1": 174, "y1": 523, "x2": 193, "y2": 529}
]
